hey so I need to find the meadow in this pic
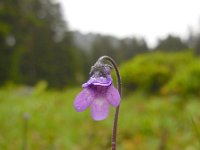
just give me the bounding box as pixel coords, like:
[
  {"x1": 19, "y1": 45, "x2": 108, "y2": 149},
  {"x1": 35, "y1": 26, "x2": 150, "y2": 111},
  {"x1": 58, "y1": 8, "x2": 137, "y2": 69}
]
[
  {"x1": 0, "y1": 83, "x2": 200, "y2": 150},
  {"x1": 1, "y1": 1, "x2": 200, "y2": 149}
]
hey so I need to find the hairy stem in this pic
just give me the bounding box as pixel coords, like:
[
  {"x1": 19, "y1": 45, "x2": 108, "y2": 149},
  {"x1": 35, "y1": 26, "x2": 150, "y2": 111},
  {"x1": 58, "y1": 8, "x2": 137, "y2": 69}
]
[{"x1": 98, "y1": 56, "x2": 122, "y2": 150}]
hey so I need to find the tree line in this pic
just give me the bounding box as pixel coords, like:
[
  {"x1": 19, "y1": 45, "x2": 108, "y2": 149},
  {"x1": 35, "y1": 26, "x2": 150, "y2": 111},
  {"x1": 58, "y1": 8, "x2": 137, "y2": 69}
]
[{"x1": 0, "y1": 0, "x2": 200, "y2": 88}]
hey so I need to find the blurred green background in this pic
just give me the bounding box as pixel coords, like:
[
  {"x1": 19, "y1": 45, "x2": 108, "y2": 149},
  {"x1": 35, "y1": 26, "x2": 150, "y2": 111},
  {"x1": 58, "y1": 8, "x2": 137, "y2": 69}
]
[{"x1": 0, "y1": 0, "x2": 200, "y2": 150}]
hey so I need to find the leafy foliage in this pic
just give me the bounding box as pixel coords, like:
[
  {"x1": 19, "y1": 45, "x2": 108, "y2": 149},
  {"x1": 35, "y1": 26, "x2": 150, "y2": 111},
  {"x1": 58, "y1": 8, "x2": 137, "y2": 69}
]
[
  {"x1": 155, "y1": 35, "x2": 188, "y2": 51},
  {"x1": 194, "y1": 37, "x2": 200, "y2": 55},
  {"x1": 0, "y1": 0, "x2": 87, "y2": 87},
  {"x1": 163, "y1": 60, "x2": 200, "y2": 96},
  {"x1": 120, "y1": 50, "x2": 200, "y2": 96}
]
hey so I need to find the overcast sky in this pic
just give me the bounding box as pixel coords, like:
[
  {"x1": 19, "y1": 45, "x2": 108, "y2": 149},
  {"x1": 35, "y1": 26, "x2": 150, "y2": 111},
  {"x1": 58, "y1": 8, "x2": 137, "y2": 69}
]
[{"x1": 58, "y1": 0, "x2": 200, "y2": 47}]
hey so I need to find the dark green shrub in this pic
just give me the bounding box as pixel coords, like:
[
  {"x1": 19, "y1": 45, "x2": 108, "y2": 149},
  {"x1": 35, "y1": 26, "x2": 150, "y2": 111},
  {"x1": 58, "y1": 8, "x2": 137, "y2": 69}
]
[
  {"x1": 120, "y1": 50, "x2": 196, "y2": 95},
  {"x1": 162, "y1": 60, "x2": 200, "y2": 96}
]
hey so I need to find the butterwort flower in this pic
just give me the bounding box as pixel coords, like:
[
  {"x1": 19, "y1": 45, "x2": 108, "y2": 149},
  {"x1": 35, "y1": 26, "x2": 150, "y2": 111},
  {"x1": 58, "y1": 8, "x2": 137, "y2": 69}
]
[{"x1": 74, "y1": 61, "x2": 120, "y2": 121}]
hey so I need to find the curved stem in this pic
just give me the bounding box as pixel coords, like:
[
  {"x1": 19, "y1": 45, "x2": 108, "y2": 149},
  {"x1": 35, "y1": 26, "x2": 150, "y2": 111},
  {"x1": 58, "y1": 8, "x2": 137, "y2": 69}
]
[{"x1": 98, "y1": 56, "x2": 122, "y2": 150}]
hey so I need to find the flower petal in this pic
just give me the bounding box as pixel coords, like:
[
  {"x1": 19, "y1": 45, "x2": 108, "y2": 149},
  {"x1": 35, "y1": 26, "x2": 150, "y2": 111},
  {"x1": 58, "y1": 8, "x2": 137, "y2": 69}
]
[
  {"x1": 106, "y1": 85, "x2": 120, "y2": 107},
  {"x1": 91, "y1": 97, "x2": 109, "y2": 121},
  {"x1": 82, "y1": 75, "x2": 112, "y2": 87},
  {"x1": 74, "y1": 88, "x2": 94, "y2": 112}
]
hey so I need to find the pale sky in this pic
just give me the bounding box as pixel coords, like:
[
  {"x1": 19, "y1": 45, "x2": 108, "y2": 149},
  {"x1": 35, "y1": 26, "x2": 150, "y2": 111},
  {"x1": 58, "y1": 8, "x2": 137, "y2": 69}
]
[{"x1": 58, "y1": 0, "x2": 200, "y2": 47}]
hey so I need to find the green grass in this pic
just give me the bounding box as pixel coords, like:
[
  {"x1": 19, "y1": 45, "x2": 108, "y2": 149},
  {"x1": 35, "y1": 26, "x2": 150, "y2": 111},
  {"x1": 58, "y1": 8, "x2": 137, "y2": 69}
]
[{"x1": 0, "y1": 85, "x2": 200, "y2": 150}]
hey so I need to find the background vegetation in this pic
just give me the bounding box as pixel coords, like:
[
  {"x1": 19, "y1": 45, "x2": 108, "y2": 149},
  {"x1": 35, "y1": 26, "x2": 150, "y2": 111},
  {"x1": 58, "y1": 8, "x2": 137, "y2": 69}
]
[
  {"x1": 120, "y1": 50, "x2": 200, "y2": 97},
  {"x1": 0, "y1": 0, "x2": 200, "y2": 149},
  {"x1": 0, "y1": 84, "x2": 200, "y2": 150}
]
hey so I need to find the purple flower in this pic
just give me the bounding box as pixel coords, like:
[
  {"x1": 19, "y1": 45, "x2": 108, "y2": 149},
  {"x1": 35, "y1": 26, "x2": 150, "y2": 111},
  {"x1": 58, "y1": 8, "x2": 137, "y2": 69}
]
[{"x1": 74, "y1": 64, "x2": 120, "y2": 121}]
